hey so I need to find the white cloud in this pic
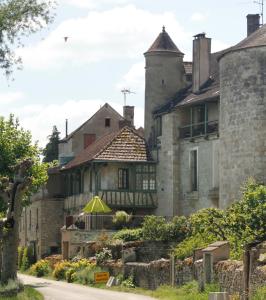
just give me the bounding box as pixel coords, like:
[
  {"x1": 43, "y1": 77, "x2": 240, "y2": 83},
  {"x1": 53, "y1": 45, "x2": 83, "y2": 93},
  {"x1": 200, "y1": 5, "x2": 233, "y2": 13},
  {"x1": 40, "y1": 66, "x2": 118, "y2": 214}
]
[
  {"x1": 61, "y1": 0, "x2": 129, "y2": 9},
  {"x1": 190, "y1": 12, "x2": 208, "y2": 22},
  {"x1": 116, "y1": 62, "x2": 144, "y2": 94},
  {"x1": 0, "y1": 92, "x2": 24, "y2": 105},
  {"x1": 9, "y1": 98, "x2": 143, "y2": 147},
  {"x1": 17, "y1": 5, "x2": 190, "y2": 70},
  {"x1": 212, "y1": 40, "x2": 230, "y2": 53}
]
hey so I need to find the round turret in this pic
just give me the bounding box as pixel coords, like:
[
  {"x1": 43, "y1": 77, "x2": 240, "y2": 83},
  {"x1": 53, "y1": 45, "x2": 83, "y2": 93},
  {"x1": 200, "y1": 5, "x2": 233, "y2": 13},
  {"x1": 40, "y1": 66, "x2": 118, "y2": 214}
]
[
  {"x1": 219, "y1": 25, "x2": 266, "y2": 208},
  {"x1": 144, "y1": 27, "x2": 186, "y2": 144}
]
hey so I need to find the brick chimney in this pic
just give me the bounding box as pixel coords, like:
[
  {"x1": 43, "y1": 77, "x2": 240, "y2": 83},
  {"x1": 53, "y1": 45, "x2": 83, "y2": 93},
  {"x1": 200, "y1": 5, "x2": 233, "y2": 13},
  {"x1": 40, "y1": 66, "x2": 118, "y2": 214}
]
[
  {"x1": 192, "y1": 33, "x2": 211, "y2": 93},
  {"x1": 247, "y1": 14, "x2": 260, "y2": 36},
  {"x1": 119, "y1": 106, "x2": 134, "y2": 128}
]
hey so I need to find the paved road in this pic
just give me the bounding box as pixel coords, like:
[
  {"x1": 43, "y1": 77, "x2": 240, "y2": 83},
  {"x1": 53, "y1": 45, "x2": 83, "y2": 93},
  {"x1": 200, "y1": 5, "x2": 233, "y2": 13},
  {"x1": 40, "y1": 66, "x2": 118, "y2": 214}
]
[{"x1": 19, "y1": 274, "x2": 155, "y2": 300}]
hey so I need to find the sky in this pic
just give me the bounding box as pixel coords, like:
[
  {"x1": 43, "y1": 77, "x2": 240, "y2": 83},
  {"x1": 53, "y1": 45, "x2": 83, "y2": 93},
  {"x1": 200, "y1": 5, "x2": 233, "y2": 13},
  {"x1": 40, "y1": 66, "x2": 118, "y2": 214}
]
[{"x1": 0, "y1": 0, "x2": 263, "y2": 147}]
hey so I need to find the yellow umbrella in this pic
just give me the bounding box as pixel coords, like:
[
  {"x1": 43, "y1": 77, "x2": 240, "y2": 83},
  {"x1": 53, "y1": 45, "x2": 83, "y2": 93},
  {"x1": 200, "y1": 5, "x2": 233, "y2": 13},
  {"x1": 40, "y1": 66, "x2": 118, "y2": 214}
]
[
  {"x1": 83, "y1": 196, "x2": 112, "y2": 213},
  {"x1": 83, "y1": 196, "x2": 112, "y2": 229}
]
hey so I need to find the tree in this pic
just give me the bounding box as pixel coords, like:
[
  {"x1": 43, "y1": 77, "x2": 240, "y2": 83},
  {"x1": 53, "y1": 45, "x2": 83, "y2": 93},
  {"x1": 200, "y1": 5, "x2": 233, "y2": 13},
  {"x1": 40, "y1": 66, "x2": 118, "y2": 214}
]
[
  {"x1": 0, "y1": 115, "x2": 49, "y2": 283},
  {"x1": 0, "y1": 0, "x2": 55, "y2": 77},
  {"x1": 43, "y1": 126, "x2": 60, "y2": 162}
]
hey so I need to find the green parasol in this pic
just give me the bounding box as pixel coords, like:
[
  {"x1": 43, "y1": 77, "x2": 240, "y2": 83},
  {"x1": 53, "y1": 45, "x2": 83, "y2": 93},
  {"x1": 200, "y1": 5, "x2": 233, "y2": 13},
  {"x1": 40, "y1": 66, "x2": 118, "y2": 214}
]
[
  {"x1": 83, "y1": 196, "x2": 112, "y2": 229},
  {"x1": 83, "y1": 196, "x2": 112, "y2": 214}
]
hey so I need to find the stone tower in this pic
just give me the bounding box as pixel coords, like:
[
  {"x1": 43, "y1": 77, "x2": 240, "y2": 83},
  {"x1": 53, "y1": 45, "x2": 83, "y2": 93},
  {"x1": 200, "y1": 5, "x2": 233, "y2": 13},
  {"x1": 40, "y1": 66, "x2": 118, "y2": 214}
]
[
  {"x1": 144, "y1": 27, "x2": 186, "y2": 144},
  {"x1": 219, "y1": 22, "x2": 266, "y2": 208}
]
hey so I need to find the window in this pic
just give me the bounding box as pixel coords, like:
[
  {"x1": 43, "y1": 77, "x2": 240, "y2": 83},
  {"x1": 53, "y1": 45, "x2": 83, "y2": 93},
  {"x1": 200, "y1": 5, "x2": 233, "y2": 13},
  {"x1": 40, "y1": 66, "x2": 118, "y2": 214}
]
[
  {"x1": 190, "y1": 149, "x2": 198, "y2": 191},
  {"x1": 29, "y1": 210, "x2": 31, "y2": 230},
  {"x1": 155, "y1": 116, "x2": 162, "y2": 138},
  {"x1": 118, "y1": 169, "x2": 129, "y2": 189},
  {"x1": 105, "y1": 118, "x2": 111, "y2": 127},
  {"x1": 36, "y1": 208, "x2": 39, "y2": 229},
  {"x1": 136, "y1": 165, "x2": 156, "y2": 191}
]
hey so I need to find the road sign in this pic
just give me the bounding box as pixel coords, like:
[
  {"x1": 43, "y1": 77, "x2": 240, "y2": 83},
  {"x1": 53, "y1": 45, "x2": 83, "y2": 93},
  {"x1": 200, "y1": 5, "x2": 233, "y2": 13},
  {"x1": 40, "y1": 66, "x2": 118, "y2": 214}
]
[{"x1": 94, "y1": 272, "x2": 110, "y2": 283}]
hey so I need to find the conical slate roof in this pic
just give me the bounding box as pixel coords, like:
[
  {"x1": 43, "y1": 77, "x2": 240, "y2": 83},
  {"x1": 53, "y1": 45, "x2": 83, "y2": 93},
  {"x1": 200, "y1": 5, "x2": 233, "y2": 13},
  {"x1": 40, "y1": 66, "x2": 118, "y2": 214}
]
[
  {"x1": 220, "y1": 23, "x2": 266, "y2": 59},
  {"x1": 145, "y1": 26, "x2": 183, "y2": 55}
]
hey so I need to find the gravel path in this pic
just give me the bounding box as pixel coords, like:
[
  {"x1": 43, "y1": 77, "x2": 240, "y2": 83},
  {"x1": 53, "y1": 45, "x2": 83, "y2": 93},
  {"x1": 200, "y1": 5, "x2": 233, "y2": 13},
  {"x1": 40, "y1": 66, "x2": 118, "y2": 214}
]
[{"x1": 19, "y1": 274, "x2": 155, "y2": 300}]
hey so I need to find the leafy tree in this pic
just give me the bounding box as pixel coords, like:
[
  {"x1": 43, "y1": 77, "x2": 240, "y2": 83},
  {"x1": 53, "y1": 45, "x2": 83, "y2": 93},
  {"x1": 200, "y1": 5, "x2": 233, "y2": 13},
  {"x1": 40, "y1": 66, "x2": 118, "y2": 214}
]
[
  {"x1": 43, "y1": 126, "x2": 60, "y2": 162},
  {"x1": 0, "y1": 0, "x2": 55, "y2": 77},
  {"x1": 0, "y1": 115, "x2": 49, "y2": 284}
]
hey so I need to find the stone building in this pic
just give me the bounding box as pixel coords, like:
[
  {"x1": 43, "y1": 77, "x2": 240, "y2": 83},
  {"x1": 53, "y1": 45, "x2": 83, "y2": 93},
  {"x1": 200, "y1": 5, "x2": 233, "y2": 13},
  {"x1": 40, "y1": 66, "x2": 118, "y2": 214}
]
[
  {"x1": 145, "y1": 14, "x2": 266, "y2": 216},
  {"x1": 19, "y1": 103, "x2": 140, "y2": 259},
  {"x1": 20, "y1": 14, "x2": 266, "y2": 259}
]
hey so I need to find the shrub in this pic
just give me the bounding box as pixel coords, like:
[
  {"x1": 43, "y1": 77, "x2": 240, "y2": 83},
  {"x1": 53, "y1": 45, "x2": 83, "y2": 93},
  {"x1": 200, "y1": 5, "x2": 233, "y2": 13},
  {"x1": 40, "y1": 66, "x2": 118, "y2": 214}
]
[
  {"x1": 92, "y1": 231, "x2": 110, "y2": 253},
  {"x1": 142, "y1": 215, "x2": 189, "y2": 242},
  {"x1": 174, "y1": 233, "x2": 216, "y2": 260},
  {"x1": 17, "y1": 247, "x2": 24, "y2": 270},
  {"x1": 112, "y1": 211, "x2": 132, "y2": 229},
  {"x1": 52, "y1": 260, "x2": 72, "y2": 280},
  {"x1": 112, "y1": 228, "x2": 143, "y2": 242},
  {"x1": 21, "y1": 247, "x2": 30, "y2": 271},
  {"x1": 95, "y1": 248, "x2": 112, "y2": 265},
  {"x1": 106, "y1": 239, "x2": 123, "y2": 259},
  {"x1": 29, "y1": 260, "x2": 51, "y2": 277},
  {"x1": 121, "y1": 275, "x2": 135, "y2": 288},
  {"x1": 252, "y1": 285, "x2": 266, "y2": 300},
  {"x1": 74, "y1": 265, "x2": 102, "y2": 285}
]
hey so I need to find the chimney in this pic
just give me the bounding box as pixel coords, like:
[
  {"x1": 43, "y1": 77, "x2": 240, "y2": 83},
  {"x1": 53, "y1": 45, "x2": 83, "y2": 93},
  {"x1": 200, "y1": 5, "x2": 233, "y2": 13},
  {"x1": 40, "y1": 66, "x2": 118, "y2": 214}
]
[
  {"x1": 247, "y1": 14, "x2": 260, "y2": 36},
  {"x1": 192, "y1": 33, "x2": 211, "y2": 93},
  {"x1": 123, "y1": 106, "x2": 134, "y2": 126}
]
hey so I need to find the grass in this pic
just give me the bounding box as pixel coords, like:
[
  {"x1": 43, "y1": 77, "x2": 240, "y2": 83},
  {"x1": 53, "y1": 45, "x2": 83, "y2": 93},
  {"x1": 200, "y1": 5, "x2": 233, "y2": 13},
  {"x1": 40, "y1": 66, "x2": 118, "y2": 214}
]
[
  {"x1": 0, "y1": 286, "x2": 44, "y2": 300},
  {"x1": 251, "y1": 286, "x2": 266, "y2": 300},
  {"x1": 111, "y1": 281, "x2": 220, "y2": 300}
]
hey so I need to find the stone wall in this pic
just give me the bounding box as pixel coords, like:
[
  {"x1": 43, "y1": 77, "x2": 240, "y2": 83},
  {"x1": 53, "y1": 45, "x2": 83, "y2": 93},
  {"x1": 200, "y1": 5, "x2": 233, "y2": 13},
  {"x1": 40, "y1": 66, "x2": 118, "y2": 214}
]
[
  {"x1": 179, "y1": 136, "x2": 219, "y2": 215},
  {"x1": 219, "y1": 46, "x2": 266, "y2": 208}
]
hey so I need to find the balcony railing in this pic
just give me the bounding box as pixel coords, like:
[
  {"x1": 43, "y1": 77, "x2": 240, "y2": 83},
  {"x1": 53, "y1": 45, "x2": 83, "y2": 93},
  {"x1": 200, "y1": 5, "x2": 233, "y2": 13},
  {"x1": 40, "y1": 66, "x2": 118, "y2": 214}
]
[
  {"x1": 98, "y1": 189, "x2": 157, "y2": 209},
  {"x1": 180, "y1": 120, "x2": 219, "y2": 139}
]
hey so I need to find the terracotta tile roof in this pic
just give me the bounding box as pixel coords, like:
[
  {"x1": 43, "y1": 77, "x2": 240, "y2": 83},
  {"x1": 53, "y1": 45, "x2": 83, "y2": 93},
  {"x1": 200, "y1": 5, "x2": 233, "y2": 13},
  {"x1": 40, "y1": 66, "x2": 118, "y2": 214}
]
[
  {"x1": 63, "y1": 127, "x2": 153, "y2": 170},
  {"x1": 145, "y1": 27, "x2": 183, "y2": 55}
]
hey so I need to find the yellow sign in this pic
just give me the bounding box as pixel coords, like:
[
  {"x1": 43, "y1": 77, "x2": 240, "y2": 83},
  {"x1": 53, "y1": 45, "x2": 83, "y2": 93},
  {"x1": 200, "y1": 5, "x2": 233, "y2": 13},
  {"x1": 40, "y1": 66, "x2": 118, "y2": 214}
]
[{"x1": 94, "y1": 272, "x2": 110, "y2": 283}]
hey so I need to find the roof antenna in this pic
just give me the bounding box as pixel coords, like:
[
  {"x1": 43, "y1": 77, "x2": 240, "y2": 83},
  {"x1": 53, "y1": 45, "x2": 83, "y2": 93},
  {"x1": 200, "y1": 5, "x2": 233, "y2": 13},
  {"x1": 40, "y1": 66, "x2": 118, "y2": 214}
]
[
  {"x1": 254, "y1": 0, "x2": 264, "y2": 24},
  {"x1": 121, "y1": 88, "x2": 135, "y2": 106}
]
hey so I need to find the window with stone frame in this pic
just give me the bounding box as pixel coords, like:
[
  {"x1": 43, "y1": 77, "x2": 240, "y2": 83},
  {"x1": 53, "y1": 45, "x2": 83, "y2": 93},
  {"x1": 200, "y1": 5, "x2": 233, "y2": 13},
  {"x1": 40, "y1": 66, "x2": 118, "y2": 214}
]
[
  {"x1": 136, "y1": 165, "x2": 156, "y2": 191},
  {"x1": 190, "y1": 148, "x2": 198, "y2": 191},
  {"x1": 118, "y1": 168, "x2": 129, "y2": 190}
]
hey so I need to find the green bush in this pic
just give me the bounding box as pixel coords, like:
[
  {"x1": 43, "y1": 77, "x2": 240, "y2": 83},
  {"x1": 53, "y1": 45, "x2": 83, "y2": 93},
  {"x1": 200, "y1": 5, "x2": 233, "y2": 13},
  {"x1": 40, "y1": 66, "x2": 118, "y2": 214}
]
[
  {"x1": 52, "y1": 260, "x2": 72, "y2": 280},
  {"x1": 21, "y1": 247, "x2": 30, "y2": 271},
  {"x1": 252, "y1": 285, "x2": 266, "y2": 300},
  {"x1": 174, "y1": 234, "x2": 216, "y2": 260},
  {"x1": 73, "y1": 265, "x2": 103, "y2": 285},
  {"x1": 142, "y1": 215, "x2": 189, "y2": 242},
  {"x1": 29, "y1": 260, "x2": 51, "y2": 277},
  {"x1": 112, "y1": 228, "x2": 143, "y2": 242},
  {"x1": 112, "y1": 211, "x2": 132, "y2": 229},
  {"x1": 17, "y1": 246, "x2": 24, "y2": 270},
  {"x1": 95, "y1": 248, "x2": 112, "y2": 265}
]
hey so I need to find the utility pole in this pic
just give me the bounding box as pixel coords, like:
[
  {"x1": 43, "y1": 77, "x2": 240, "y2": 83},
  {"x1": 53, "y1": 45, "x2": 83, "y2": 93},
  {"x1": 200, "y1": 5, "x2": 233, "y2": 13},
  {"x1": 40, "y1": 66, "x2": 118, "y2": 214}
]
[
  {"x1": 121, "y1": 88, "x2": 135, "y2": 106},
  {"x1": 254, "y1": 0, "x2": 264, "y2": 24}
]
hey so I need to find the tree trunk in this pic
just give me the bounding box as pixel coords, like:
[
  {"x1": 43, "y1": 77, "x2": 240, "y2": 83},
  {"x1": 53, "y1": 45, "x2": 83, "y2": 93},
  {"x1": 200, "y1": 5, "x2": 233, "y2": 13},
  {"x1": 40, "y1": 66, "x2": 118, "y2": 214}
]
[{"x1": 1, "y1": 190, "x2": 22, "y2": 284}]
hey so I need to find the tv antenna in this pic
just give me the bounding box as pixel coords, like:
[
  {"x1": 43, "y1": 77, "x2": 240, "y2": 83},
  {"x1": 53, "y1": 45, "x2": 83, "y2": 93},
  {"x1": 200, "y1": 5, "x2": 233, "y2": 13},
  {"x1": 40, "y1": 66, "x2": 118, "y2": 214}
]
[
  {"x1": 121, "y1": 88, "x2": 135, "y2": 106},
  {"x1": 254, "y1": 0, "x2": 264, "y2": 24}
]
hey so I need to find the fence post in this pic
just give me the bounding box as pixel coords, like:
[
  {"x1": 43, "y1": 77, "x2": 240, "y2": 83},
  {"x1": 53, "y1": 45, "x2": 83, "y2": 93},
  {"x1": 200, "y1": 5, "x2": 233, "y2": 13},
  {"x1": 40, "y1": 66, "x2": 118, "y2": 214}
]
[
  {"x1": 170, "y1": 254, "x2": 175, "y2": 287},
  {"x1": 203, "y1": 252, "x2": 213, "y2": 284}
]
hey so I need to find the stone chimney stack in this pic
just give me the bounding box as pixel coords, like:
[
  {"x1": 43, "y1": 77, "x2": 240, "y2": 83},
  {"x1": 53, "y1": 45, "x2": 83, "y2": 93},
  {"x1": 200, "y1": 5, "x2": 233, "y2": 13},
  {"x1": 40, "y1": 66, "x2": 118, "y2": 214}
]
[
  {"x1": 192, "y1": 33, "x2": 211, "y2": 93},
  {"x1": 123, "y1": 105, "x2": 134, "y2": 126},
  {"x1": 247, "y1": 14, "x2": 260, "y2": 36}
]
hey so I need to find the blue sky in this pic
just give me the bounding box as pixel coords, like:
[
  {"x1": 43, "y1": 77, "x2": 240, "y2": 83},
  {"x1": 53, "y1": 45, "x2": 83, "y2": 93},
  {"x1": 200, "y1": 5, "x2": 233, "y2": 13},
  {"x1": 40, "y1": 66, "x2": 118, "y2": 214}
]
[{"x1": 0, "y1": 0, "x2": 262, "y2": 147}]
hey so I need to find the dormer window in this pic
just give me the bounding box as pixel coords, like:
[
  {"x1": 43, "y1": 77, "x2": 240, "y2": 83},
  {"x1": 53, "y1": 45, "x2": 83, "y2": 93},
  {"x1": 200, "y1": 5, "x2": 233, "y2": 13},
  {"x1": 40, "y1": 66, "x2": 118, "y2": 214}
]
[{"x1": 105, "y1": 118, "x2": 111, "y2": 127}]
